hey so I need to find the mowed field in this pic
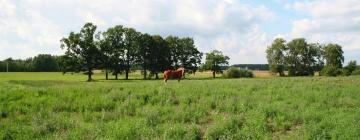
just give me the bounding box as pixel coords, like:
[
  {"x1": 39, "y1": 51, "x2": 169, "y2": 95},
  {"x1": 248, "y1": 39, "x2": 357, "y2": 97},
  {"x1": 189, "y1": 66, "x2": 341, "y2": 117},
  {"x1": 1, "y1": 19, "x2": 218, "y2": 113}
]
[{"x1": 0, "y1": 72, "x2": 360, "y2": 139}]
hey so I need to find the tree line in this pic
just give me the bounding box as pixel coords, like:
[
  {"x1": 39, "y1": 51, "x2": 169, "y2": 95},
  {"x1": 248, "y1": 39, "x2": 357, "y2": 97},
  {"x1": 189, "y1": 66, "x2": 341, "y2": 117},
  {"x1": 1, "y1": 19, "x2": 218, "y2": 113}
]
[
  {"x1": 60, "y1": 23, "x2": 203, "y2": 81},
  {"x1": 266, "y1": 38, "x2": 359, "y2": 76},
  {"x1": 0, "y1": 54, "x2": 60, "y2": 72}
]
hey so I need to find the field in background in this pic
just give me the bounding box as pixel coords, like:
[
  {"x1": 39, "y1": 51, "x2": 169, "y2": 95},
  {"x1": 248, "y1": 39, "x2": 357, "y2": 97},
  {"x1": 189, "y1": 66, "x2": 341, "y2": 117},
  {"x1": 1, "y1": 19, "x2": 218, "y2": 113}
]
[
  {"x1": 0, "y1": 72, "x2": 359, "y2": 139},
  {"x1": 0, "y1": 71, "x2": 271, "y2": 82}
]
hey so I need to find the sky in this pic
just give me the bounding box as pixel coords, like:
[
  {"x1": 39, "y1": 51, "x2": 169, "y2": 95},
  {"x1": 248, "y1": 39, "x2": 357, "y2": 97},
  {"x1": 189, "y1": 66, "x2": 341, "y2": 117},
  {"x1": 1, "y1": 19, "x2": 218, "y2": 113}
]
[{"x1": 0, "y1": 0, "x2": 359, "y2": 64}]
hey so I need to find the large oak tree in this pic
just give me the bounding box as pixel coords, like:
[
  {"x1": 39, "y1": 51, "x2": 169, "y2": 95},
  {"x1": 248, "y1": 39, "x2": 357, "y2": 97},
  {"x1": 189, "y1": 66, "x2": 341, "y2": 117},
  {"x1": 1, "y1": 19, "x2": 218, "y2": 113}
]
[{"x1": 60, "y1": 23, "x2": 100, "y2": 81}]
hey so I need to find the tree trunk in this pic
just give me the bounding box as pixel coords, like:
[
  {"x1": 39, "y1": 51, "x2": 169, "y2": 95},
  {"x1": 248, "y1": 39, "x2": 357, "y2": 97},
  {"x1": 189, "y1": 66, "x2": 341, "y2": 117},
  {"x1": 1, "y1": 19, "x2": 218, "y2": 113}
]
[
  {"x1": 213, "y1": 62, "x2": 216, "y2": 78},
  {"x1": 155, "y1": 73, "x2": 159, "y2": 79},
  {"x1": 144, "y1": 69, "x2": 147, "y2": 79},
  {"x1": 125, "y1": 59, "x2": 129, "y2": 80},
  {"x1": 105, "y1": 69, "x2": 108, "y2": 80},
  {"x1": 125, "y1": 70, "x2": 129, "y2": 80},
  {"x1": 115, "y1": 73, "x2": 118, "y2": 80},
  {"x1": 87, "y1": 69, "x2": 92, "y2": 82}
]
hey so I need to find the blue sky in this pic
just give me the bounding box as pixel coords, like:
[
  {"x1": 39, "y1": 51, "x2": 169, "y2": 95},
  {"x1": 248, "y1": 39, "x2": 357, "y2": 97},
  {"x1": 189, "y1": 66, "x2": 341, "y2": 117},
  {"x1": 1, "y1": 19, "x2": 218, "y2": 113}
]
[{"x1": 0, "y1": 0, "x2": 359, "y2": 64}]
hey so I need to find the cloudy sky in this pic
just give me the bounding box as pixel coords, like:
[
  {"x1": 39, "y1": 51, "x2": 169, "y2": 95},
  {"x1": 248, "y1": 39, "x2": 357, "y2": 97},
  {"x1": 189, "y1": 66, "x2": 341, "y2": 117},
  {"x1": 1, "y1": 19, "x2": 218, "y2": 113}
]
[{"x1": 0, "y1": 0, "x2": 359, "y2": 64}]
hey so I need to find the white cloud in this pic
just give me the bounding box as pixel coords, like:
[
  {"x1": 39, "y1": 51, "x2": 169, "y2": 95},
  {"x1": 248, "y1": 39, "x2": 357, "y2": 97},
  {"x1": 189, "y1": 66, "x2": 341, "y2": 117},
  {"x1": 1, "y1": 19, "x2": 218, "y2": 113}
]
[
  {"x1": 0, "y1": 0, "x2": 64, "y2": 58},
  {"x1": 290, "y1": 0, "x2": 360, "y2": 62},
  {"x1": 0, "y1": 0, "x2": 16, "y2": 17},
  {"x1": 0, "y1": 0, "x2": 275, "y2": 64}
]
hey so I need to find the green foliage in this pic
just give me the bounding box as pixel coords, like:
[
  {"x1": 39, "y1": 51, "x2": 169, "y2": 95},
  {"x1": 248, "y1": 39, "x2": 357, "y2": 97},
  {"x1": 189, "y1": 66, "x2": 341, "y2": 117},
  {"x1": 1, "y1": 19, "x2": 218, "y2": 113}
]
[
  {"x1": 266, "y1": 38, "x2": 325, "y2": 77},
  {"x1": 203, "y1": 50, "x2": 230, "y2": 78},
  {"x1": 0, "y1": 55, "x2": 60, "y2": 72},
  {"x1": 266, "y1": 38, "x2": 286, "y2": 76},
  {"x1": 324, "y1": 44, "x2": 344, "y2": 68},
  {"x1": 166, "y1": 36, "x2": 203, "y2": 76},
  {"x1": 60, "y1": 22, "x2": 101, "y2": 81},
  {"x1": 57, "y1": 23, "x2": 204, "y2": 81},
  {"x1": 223, "y1": 67, "x2": 253, "y2": 78},
  {"x1": 286, "y1": 38, "x2": 322, "y2": 76},
  {"x1": 149, "y1": 35, "x2": 172, "y2": 79},
  {"x1": 351, "y1": 69, "x2": 360, "y2": 75},
  {"x1": 224, "y1": 67, "x2": 241, "y2": 78},
  {"x1": 265, "y1": 38, "x2": 348, "y2": 77},
  {"x1": 123, "y1": 27, "x2": 141, "y2": 80},
  {"x1": 343, "y1": 60, "x2": 357, "y2": 76},
  {"x1": 32, "y1": 54, "x2": 60, "y2": 72},
  {"x1": 321, "y1": 65, "x2": 342, "y2": 76},
  {"x1": 341, "y1": 68, "x2": 352, "y2": 76},
  {"x1": 99, "y1": 25, "x2": 126, "y2": 80}
]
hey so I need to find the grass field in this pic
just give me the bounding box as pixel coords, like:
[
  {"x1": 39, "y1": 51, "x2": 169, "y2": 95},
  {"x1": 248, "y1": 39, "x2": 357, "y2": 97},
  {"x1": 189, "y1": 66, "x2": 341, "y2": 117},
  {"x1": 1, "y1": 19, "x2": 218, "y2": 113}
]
[{"x1": 0, "y1": 72, "x2": 359, "y2": 139}]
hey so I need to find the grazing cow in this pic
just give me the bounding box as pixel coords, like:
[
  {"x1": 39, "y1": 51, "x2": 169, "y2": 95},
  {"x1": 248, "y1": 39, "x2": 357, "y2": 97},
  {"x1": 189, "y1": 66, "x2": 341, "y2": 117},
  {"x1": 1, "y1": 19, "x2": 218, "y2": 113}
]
[{"x1": 163, "y1": 67, "x2": 185, "y2": 83}]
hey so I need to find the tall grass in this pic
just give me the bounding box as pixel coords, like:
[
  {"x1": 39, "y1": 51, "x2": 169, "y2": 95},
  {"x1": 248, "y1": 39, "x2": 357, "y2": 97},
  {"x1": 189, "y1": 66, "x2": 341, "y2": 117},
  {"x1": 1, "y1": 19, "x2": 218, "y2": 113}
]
[{"x1": 0, "y1": 73, "x2": 359, "y2": 139}]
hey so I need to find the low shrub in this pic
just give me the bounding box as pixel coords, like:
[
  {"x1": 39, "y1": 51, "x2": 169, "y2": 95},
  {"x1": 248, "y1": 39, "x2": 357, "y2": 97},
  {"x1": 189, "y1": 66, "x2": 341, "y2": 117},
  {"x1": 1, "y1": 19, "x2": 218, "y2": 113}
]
[
  {"x1": 224, "y1": 67, "x2": 253, "y2": 78},
  {"x1": 341, "y1": 68, "x2": 352, "y2": 76},
  {"x1": 351, "y1": 69, "x2": 360, "y2": 75},
  {"x1": 321, "y1": 66, "x2": 342, "y2": 76}
]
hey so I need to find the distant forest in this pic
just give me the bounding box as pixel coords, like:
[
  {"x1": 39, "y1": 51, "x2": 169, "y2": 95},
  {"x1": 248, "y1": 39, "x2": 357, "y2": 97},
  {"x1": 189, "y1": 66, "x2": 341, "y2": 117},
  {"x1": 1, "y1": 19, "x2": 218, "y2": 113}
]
[
  {"x1": 0, "y1": 54, "x2": 60, "y2": 72},
  {"x1": 0, "y1": 55, "x2": 269, "y2": 72}
]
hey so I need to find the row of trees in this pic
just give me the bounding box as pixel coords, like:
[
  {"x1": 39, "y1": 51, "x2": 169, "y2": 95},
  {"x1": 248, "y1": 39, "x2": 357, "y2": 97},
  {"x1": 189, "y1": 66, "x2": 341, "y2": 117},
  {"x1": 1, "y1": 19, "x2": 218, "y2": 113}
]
[
  {"x1": 266, "y1": 38, "x2": 357, "y2": 76},
  {"x1": 60, "y1": 23, "x2": 203, "y2": 81},
  {"x1": 0, "y1": 50, "x2": 231, "y2": 80},
  {"x1": 0, "y1": 54, "x2": 60, "y2": 72}
]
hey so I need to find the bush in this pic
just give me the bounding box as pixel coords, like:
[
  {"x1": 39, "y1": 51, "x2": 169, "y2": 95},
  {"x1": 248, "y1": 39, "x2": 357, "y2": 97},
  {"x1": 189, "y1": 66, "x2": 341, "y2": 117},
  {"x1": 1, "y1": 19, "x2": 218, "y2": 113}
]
[
  {"x1": 341, "y1": 68, "x2": 351, "y2": 76},
  {"x1": 224, "y1": 67, "x2": 241, "y2": 78},
  {"x1": 344, "y1": 60, "x2": 357, "y2": 73},
  {"x1": 352, "y1": 69, "x2": 360, "y2": 75},
  {"x1": 321, "y1": 66, "x2": 342, "y2": 76},
  {"x1": 224, "y1": 67, "x2": 253, "y2": 78}
]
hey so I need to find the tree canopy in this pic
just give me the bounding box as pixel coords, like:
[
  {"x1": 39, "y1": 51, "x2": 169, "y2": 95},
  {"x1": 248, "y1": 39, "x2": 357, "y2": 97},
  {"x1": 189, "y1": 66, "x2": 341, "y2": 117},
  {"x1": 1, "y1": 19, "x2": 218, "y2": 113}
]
[
  {"x1": 58, "y1": 22, "x2": 203, "y2": 81},
  {"x1": 266, "y1": 38, "x2": 286, "y2": 76},
  {"x1": 60, "y1": 23, "x2": 101, "y2": 81},
  {"x1": 324, "y1": 43, "x2": 344, "y2": 68},
  {"x1": 266, "y1": 38, "x2": 348, "y2": 77}
]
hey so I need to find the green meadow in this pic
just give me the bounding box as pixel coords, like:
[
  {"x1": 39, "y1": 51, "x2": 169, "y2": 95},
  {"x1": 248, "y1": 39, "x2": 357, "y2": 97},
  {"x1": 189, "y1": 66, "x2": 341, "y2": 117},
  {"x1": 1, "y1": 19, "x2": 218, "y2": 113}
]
[{"x1": 0, "y1": 72, "x2": 360, "y2": 139}]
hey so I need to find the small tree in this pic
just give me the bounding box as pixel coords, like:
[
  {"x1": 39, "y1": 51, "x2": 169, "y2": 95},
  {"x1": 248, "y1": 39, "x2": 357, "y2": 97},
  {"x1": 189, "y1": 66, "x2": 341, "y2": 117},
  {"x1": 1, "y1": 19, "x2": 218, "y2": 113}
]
[
  {"x1": 343, "y1": 60, "x2": 357, "y2": 76},
  {"x1": 266, "y1": 38, "x2": 286, "y2": 76},
  {"x1": 324, "y1": 44, "x2": 344, "y2": 68},
  {"x1": 285, "y1": 38, "x2": 320, "y2": 76},
  {"x1": 204, "y1": 50, "x2": 230, "y2": 78},
  {"x1": 322, "y1": 43, "x2": 344, "y2": 76}
]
